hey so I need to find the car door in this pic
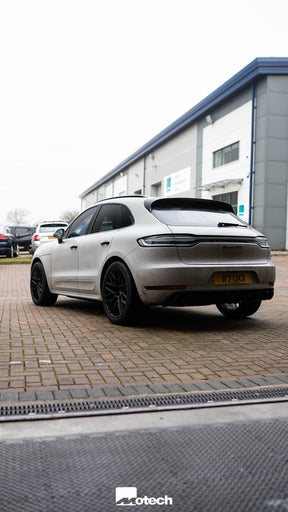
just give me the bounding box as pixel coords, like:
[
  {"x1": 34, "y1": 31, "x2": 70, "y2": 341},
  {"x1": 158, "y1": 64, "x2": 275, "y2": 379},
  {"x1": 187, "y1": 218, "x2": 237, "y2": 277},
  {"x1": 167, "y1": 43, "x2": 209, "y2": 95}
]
[
  {"x1": 50, "y1": 207, "x2": 98, "y2": 293},
  {"x1": 76, "y1": 204, "x2": 122, "y2": 297}
]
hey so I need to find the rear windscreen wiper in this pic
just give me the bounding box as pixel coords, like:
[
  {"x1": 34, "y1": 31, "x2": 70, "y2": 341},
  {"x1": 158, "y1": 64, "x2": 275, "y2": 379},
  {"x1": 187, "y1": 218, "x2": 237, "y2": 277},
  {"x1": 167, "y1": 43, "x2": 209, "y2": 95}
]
[{"x1": 218, "y1": 222, "x2": 247, "y2": 228}]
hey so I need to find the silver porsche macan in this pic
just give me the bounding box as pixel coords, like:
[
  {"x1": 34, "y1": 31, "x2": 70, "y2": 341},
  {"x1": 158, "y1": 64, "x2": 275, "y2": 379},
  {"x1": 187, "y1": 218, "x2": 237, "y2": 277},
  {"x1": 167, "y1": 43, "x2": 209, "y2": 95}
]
[{"x1": 30, "y1": 196, "x2": 275, "y2": 324}]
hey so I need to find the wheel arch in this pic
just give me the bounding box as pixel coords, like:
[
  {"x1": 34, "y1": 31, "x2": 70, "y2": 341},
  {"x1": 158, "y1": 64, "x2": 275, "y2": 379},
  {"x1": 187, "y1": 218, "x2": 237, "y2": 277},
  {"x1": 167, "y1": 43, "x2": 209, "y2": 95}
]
[
  {"x1": 100, "y1": 256, "x2": 136, "y2": 293},
  {"x1": 31, "y1": 256, "x2": 42, "y2": 268},
  {"x1": 31, "y1": 256, "x2": 51, "y2": 285}
]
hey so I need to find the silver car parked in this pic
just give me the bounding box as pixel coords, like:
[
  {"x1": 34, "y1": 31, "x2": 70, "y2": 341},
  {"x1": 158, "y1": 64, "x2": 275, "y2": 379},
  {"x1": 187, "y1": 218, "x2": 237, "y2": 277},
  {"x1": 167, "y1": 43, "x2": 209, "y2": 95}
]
[{"x1": 30, "y1": 196, "x2": 275, "y2": 325}]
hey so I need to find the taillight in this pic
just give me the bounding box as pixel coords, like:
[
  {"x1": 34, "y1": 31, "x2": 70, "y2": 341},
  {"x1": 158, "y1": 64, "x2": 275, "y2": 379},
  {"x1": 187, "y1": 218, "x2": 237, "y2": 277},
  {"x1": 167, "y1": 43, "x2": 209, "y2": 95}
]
[
  {"x1": 0, "y1": 235, "x2": 8, "y2": 239},
  {"x1": 255, "y1": 236, "x2": 270, "y2": 248},
  {"x1": 33, "y1": 234, "x2": 40, "y2": 242},
  {"x1": 137, "y1": 234, "x2": 198, "y2": 247}
]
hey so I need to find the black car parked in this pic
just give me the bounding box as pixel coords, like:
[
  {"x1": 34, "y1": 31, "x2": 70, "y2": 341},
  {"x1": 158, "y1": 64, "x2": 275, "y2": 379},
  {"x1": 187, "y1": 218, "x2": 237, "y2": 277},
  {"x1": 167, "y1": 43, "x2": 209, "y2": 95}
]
[
  {"x1": 0, "y1": 225, "x2": 19, "y2": 257},
  {"x1": 9, "y1": 226, "x2": 36, "y2": 253}
]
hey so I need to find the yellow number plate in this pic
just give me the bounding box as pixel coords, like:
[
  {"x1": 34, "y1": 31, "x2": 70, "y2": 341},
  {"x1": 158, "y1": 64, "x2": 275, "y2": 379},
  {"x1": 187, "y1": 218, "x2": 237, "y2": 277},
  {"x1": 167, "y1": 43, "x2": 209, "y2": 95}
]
[
  {"x1": 214, "y1": 272, "x2": 252, "y2": 285},
  {"x1": 49, "y1": 236, "x2": 56, "y2": 240}
]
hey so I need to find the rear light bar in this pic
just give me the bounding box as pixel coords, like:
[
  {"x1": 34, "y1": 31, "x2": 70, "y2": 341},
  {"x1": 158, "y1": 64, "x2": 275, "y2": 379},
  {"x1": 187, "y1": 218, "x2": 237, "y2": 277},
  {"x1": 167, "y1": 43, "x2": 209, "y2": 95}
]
[
  {"x1": 255, "y1": 237, "x2": 270, "y2": 248},
  {"x1": 0, "y1": 235, "x2": 8, "y2": 239},
  {"x1": 138, "y1": 235, "x2": 197, "y2": 247},
  {"x1": 138, "y1": 234, "x2": 271, "y2": 248}
]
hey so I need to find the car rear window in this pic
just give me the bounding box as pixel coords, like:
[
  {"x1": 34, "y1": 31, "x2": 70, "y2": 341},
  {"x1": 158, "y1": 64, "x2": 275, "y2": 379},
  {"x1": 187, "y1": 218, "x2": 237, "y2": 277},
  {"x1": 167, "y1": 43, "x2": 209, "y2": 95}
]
[
  {"x1": 148, "y1": 199, "x2": 247, "y2": 227},
  {"x1": 39, "y1": 224, "x2": 67, "y2": 232},
  {"x1": 152, "y1": 208, "x2": 247, "y2": 227}
]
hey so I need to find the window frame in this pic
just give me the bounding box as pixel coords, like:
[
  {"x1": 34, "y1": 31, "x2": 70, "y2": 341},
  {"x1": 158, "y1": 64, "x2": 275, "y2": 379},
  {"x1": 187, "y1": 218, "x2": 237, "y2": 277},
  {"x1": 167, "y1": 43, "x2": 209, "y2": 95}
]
[
  {"x1": 90, "y1": 204, "x2": 134, "y2": 234},
  {"x1": 64, "y1": 206, "x2": 99, "y2": 239},
  {"x1": 213, "y1": 142, "x2": 239, "y2": 168}
]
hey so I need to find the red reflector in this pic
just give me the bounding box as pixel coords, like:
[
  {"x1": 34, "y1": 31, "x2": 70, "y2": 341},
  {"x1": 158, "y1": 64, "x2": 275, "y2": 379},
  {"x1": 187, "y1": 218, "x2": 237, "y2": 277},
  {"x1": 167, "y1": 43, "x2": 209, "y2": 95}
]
[
  {"x1": 145, "y1": 285, "x2": 187, "y2": 291},
  {"x1": 0, "y1": 235, "x2": 7, "y2": 239}
]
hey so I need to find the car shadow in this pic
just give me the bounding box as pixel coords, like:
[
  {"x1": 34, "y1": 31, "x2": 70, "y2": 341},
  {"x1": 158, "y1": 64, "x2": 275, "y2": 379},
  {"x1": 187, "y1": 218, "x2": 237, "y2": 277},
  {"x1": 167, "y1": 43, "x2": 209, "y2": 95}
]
[{"x1": 55, "y1": 297, "x2": 263, "y2": 334}]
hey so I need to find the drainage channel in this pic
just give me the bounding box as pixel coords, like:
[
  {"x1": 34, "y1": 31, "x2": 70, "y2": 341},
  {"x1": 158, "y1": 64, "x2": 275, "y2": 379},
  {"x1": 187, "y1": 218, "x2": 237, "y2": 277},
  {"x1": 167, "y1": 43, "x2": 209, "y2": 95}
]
[{"x1": 1, "y1": 386, "x2": 288, "y2": 422}]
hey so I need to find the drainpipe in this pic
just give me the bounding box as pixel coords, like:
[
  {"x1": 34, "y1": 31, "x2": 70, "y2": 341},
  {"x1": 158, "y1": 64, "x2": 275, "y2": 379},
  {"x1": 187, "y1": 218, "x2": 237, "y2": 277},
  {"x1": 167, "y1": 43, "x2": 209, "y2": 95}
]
[
  {"x1": 249, "y1": 83, "x2": 256, "y2": 225},
  {"x1": 143, "y1": 155, "x2": 146, "y2": 195}
]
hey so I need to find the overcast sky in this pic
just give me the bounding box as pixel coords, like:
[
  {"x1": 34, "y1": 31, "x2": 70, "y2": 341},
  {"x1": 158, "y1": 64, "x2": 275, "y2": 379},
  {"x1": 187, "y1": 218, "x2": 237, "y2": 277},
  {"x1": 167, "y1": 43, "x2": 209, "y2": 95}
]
[{"x1": 1, "y1": 0, "x2": 288, "y2": 224}]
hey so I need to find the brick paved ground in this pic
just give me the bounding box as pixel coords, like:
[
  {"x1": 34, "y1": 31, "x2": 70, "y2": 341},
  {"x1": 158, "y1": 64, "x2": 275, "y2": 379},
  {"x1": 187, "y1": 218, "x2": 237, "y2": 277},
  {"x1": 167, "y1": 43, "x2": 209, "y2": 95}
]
[{"x1": 0, "y1": 256, "x2": 287, "y2": 401}]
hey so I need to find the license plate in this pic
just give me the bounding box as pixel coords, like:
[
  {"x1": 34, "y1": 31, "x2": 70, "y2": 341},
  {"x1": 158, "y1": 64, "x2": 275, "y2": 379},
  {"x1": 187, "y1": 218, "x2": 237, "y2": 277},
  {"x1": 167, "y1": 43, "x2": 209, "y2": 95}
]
[
  {"x1": 214, "y1": 272, "x2": 252, "y2": 285},
  {"x1": 49, "y1": 236, "x2": 56, "y2": 240}
]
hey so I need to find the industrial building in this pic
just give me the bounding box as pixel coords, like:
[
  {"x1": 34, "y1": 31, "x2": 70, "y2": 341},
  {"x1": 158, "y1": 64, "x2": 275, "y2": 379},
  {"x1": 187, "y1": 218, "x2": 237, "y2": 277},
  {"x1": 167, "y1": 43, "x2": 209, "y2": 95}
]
[{"x1": 80, "y1": 58, "x2": 288, "y2": 249}]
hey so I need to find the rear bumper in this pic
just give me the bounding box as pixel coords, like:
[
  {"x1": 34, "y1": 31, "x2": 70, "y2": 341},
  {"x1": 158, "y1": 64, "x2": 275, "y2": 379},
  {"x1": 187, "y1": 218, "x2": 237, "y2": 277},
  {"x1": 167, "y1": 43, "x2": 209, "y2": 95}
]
[
  {"x1": 0, "y1": 247, "x2": 10, "y2": 255},
  {"x1": 131, "y1": 260, "x2": 275, "y2": 306},
  {"x1": 162, "y1": 287, "x2": 274, "y2": 307}
]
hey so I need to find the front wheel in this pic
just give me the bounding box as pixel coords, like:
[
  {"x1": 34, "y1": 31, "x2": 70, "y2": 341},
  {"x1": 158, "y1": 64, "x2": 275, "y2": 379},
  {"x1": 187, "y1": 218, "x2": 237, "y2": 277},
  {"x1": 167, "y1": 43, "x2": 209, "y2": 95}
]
[
  {"x1": 30, "y1": 261, "x2": 58, "y2": 306},
  {"x1": 102, "y1": 261, "x2": 142, "y2": 325},
  {"x1": 216, "y1": 300, "x2": 262, "y2": 319}
]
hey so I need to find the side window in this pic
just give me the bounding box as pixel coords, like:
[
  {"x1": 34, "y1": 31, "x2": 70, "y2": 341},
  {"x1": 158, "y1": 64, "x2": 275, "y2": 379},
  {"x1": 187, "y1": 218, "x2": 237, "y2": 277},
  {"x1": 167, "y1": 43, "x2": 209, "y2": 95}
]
[
  {"x1": 120, "y1": 205, "x2": 134, "y2": 228},
  {"x1": 65, "y1": 207, "x2": 98, "y2": 238},
  {"x1": 91, "y1": 204, "x2": 121, "y2": 233}
]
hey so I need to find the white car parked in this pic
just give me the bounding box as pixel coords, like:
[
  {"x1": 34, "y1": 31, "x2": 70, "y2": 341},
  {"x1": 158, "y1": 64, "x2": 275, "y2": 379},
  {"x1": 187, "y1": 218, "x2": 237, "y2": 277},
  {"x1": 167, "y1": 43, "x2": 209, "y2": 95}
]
[
  {"x1": 31, "y1": 220, "x2": 68, "y2": 253},
  {"x1": 30, "y1": 196, "x2": 275, "y2": 325}
]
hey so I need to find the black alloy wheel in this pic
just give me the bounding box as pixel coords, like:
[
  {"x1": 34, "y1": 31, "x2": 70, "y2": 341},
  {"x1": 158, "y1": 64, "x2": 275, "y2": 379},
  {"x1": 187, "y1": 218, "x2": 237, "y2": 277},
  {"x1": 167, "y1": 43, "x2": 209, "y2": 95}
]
[
  {"x1": 30, "y1": 261, "x2": 58, "y2": 306},
  {"x1": 102, "y1": 261, "x2": 141, "y2": 325},
  {"x1": 216, "y1": 300, "x2": 262, "y2": 319}
]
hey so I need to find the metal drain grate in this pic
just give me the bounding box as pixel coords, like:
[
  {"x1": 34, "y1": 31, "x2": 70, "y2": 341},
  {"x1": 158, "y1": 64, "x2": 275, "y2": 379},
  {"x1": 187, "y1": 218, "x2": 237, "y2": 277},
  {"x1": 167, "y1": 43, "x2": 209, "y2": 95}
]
[{"x1": 1, "y1": 386, "x2": 288, "y2": 421}]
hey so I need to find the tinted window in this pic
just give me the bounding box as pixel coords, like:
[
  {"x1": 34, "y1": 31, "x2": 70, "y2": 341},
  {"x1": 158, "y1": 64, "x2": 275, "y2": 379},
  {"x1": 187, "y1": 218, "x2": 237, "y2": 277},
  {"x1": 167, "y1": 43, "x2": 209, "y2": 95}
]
[
  {"x1": 14, "y1": 227, "x2": 35, "y2": 236},
  {"x1": 66, "y1": 207, "x2": 98, "y2": 238},
  {"x1": 151, "y1": 207, "x2": 246, "y2": 227},
  {"x1": 120, "y1": 205, "x2": 134, "y2": 228},
  {"x1": 91, "y1": 205, "x2": 120, "y2": 233}
]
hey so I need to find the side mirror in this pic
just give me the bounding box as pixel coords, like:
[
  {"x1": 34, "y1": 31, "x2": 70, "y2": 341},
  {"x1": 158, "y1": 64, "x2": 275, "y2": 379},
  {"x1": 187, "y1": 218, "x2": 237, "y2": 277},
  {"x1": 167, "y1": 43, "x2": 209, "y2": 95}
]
[{"x1": 54, "y1": 228, "x2": 65, "y2": 244}]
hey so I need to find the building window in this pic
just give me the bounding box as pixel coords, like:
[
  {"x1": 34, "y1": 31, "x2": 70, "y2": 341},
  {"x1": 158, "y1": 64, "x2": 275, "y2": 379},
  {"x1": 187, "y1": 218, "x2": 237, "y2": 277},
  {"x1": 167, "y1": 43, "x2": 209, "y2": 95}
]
[
  {"x1": 213, "y1": 191, "x2": 238, "y2": 214},
  {"x1": 213, "y1": 142, "x2": 239, "y2": 168}
]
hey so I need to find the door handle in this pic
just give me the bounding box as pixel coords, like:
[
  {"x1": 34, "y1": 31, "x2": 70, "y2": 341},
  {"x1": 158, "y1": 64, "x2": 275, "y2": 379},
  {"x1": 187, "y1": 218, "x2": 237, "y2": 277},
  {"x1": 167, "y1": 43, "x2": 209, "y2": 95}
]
[
  {"x1": 101, "y1": 241, "x2": 110, "y2": 246},
  {"x1": 70, "y1": 245, "x2": 78, "y2": 250}
]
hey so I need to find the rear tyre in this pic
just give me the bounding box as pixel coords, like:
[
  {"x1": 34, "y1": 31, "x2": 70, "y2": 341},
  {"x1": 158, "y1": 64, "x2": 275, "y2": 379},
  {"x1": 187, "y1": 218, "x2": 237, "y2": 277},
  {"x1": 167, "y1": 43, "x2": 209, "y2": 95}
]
[
  {"x1": 102, "y1": 261, "x2": 142, "y2": 325},
  {"x1": 30, "y1": 261, "x2": 58, "y2": 306},
  {"x1": 216, "y1": 300, "x2": 261, "y2": 319}
]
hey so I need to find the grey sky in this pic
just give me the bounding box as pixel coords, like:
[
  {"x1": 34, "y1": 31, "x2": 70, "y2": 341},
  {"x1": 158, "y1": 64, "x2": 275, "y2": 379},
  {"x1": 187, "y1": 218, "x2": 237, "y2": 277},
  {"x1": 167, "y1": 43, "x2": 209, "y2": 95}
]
[{"x1": 1, "y1": 0, "x2": 287, "y2": 224}]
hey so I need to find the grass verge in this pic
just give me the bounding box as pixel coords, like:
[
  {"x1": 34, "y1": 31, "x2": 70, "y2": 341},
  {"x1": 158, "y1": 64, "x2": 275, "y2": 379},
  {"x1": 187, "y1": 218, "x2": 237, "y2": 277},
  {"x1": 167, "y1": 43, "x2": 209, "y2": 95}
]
[{"x1": 0, "y1": 255, "x2": 32, "y2": 265}]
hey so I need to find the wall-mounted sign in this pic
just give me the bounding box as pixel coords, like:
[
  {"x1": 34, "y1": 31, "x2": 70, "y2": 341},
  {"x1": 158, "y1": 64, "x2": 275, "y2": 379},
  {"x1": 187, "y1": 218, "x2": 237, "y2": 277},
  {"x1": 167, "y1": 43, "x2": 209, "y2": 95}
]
[
  {"x1": 164, "y1": 167, "x2": 191, "y2": 196},
  {"x1": 238, "y1": 204, "x2": 244, "y2": 216}
]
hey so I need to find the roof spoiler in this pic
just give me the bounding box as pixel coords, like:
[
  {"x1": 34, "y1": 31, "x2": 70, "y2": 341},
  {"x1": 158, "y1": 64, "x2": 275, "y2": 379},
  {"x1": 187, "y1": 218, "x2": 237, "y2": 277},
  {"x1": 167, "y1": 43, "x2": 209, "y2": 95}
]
[{"x1": 144, "y1": 197, "x2": 234, "y2": 213}]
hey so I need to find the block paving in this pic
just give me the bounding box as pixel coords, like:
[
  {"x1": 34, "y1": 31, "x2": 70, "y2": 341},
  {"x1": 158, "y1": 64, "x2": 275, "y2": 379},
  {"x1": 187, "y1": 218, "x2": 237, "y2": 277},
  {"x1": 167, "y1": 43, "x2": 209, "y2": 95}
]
[{"x1": 0, "y1": 255, "x2": 287, "y2": 401}]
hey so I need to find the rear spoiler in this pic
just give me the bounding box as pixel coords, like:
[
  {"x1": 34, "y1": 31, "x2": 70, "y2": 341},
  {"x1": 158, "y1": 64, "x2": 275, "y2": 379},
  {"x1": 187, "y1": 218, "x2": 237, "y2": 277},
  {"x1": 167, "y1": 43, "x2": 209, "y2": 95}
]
[{"x1": 144, "y1": 197, "x2": 234, "y2": 213}]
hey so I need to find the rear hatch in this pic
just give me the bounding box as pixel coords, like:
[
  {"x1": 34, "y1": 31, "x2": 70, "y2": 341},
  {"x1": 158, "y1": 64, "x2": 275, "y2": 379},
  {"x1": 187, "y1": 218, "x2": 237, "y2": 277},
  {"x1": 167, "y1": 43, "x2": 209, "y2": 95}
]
[
  {"x1": 167, "y1": 225, "x2": 269, "y2": 265},
  {"x1": 146, "y1": 197, "x2": 270, "y2": 265}
]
